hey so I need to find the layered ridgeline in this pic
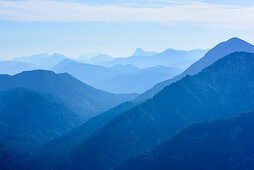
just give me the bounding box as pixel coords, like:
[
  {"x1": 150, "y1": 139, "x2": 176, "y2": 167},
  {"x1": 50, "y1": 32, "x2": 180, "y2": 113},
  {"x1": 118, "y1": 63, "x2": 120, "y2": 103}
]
[
  {"x1": 0, "y1": 70, "x2": 137, "y2": 119},
  {"x1": 116, "y1": 111, "x2": 254, "y2": 170},
  {"x1": 0, "y1": 61, "x2": 36, "y2": 75},
  {"x1": 98, "y1": 48, "x2": 206, "y2": 69},
  {"x1": 39, "y1": 102, "x2": 138, "y2": 156},
  {"x1": 52, "y1": 60, "x2": 182, "y2": 93},
  {"x1": 136, "y1": 37, "x2": 254, "y2": 101},
  {"x1": 78, "y1": 48, "x2": 156, "y2": 65},
  {"x1": 11, "y1": 101, "x2": 138, "y2": 169},
  {"x1": 131, "y1": 48, "x2": 157, "y2": 57},
  {"x1": 13, "y1": 53, "x2": 67, "y2": 69},
  {"x1": 24, "y1": 52, "x2": 254, "y2": 169},
  {"x1": 0, "y1": 53, "x2": 67, "y2": 75}
]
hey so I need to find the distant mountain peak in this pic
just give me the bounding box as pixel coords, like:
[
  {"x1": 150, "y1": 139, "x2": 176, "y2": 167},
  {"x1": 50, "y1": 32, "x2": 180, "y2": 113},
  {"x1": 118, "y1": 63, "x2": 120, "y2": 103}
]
[
  {"x1": 223, "y1": 37, "x2": 251, "y2": 45},
  {"x1": 183, "y1": 37, "x2": 254, "y2": 75},
  {"x1": 227, "y1": 37, "x2": 243, "y2": 41},
  {"x1": 135, "y1": 48, "x2": 144, "y2": 52},
  {"x1": 135, "y1": 37, "x2": 254, "y2": 101},
  {"x1": 132, "y1": 48, "x2": 157, "y2": 57},
  {"x1": 132, "y1": 48, "x2": 145, "y2": 55},
  {"x1": 13, "y1": 53, "x2": 68, "y2": 69},
  {"x1": 161, "y1": 48, "x2": 177, "y2": 54}
]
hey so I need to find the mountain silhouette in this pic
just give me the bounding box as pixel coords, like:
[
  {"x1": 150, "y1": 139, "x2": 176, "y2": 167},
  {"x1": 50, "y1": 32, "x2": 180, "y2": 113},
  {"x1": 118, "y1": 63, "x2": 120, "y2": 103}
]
[
  {"x1": 0, "y1": 70, "x2": 137, "y2": 119},
  {"x1": 136, "y1": 37, "x2": 254, "y2": 101},
  {"x1": 24, "y1": 52, "x2": 254, "y2": 169}
]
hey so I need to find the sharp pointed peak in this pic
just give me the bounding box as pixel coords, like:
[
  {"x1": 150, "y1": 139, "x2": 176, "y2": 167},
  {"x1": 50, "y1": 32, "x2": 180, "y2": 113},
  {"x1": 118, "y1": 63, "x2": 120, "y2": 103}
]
[{"x1": 132, "y1": 48, "x2": 157, "y2": 57}]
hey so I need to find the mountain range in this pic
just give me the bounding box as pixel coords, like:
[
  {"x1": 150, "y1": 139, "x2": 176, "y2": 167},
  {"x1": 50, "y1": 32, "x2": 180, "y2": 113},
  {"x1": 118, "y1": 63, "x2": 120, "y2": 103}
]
[
  {"x1": 0, "y1": 70, "x2": 137, "y2": 169},
  {"x1": 0, "y1": 47, "x2": 205, "y2": 94},
  {"x1": 0, "y1": 70, "x2": 136, "y2": 119},
  {"x1": 13, "y1": 53, "x2": 67, "y2": 69},
  {"x1": 1, "y1": 37, "x2": 254, "y2": 170},
  {"x1": 22, "y1": 51, "x2": 254, "y2": 169},
  {"x1": 63, "y1": 52, "x2": 254, "y2": 170},
  {"x1": 52, "y1": 60, "x2": 182, "y2": 93},
  {"x1": 97, "y1": 48, "x2": 207, "y2": 69},
  {"x1": 135, "y1": 37, "x2": 254, "y2": 101}
]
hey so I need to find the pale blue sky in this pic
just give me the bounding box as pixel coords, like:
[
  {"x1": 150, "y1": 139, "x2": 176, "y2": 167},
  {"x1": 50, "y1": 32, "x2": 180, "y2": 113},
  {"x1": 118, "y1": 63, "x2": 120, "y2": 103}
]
[{"x1": 0, "y1": 0, "x2": 254, "y2": 59}]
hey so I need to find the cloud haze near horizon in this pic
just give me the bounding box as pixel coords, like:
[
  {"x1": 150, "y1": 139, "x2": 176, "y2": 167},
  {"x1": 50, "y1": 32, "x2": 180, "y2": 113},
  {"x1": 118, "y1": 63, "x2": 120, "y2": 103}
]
[{"x1": 0, "y1": 0, "x2": 253, "y2": 59}]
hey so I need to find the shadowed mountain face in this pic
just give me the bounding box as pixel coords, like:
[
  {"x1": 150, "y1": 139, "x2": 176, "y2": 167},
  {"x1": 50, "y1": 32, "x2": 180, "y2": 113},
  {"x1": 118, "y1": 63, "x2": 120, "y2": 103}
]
[
  {"x1": 0, "y1": 88, "x2": 82, "y2": 135},
  {"x1": 0, "y1": 142, "x2": 25, "y2": 170},
  {"x1": 116, "y1": 111, "x2": 254, "y2": 170},
  {"x1": 136, "y1": 37, "x2": 254, "y2": 101},
  {"x1": 0, "y1": 70, "x2": 137, "y2": 119},
  {"x1": 24, "y1": 52, "x2": 254, "y2": 170},
  {"x1": 38, "y1": 101, "x2": 138, "y2": 156},
  {"x1": 0, "y1": 88, "x2": 83, "y2": 156},
  {"x1": 52, "y1": 60, "x2": 182, "y2": 93},
  {"x1": 0, "y1": 88, "x2": 85, "y2": 170},
  {"x1": 19, "y1": 102, "x2": 139, "y2": 170}
]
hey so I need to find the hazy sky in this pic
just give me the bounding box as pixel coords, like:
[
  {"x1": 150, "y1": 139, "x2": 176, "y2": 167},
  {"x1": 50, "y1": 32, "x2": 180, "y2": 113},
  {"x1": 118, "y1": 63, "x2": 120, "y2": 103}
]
[{"x1": 0, "y1": 0, "x2": 254, "y2": 60}]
